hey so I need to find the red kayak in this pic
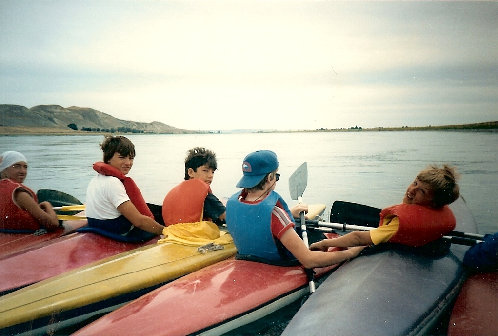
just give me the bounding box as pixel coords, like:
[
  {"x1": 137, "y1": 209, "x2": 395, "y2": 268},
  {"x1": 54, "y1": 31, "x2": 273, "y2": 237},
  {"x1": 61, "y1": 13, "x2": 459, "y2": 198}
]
[
  {"x1": 0, "y1": 216, "x2": 88, "y2": 260},
  {"x1": 447, "y1": 272, "x2": 498, "y2": 336},
  {"x1": 0, "y1": 231, "x2": 158, "y2": 295},
  {"x1": 73, "y1": 233, "x2": 340, "y2": 336}
]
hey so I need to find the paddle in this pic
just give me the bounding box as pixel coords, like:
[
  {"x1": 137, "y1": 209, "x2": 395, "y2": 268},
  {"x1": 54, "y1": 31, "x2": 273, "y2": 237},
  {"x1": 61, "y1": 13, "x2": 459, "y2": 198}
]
[
  {"x1": 289, "y1": 162, "x2": 316, "y2": 293},
  {"x1": 37, "y1": 189, "x2": 83, "y2": 208},
  {"x1": 53, "y1": 205, "x2": 86, "y2": 211},
  {"x1": 305, "y1": 220, "x2": 484, "y2": 246},
  {"x1": 36, "y1": 189, "x2": 86, "y2": 221}
]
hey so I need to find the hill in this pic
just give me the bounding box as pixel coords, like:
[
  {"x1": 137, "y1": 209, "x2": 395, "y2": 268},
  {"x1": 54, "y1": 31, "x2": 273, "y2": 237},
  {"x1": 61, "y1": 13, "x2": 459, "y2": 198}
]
[{"x1": 0, "y1": 104, "x2": 194, "y2": 134}]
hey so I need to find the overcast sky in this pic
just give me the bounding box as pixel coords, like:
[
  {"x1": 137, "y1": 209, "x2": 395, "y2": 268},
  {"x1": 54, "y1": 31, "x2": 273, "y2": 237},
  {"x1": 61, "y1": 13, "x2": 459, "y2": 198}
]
[{"x1": 1, "y1": 0, "x2": 497, "y2": 131}]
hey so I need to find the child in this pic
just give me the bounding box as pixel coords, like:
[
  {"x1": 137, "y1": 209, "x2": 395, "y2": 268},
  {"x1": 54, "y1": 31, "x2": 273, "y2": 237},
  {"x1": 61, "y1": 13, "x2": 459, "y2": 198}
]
[
  {"x1": 0, "y1": 151, "x2": 59, "y2": 231},
  {"x1": 226, "y1": 150, "x2": 364, "y2": 268},
  {"x1": 162, "y1": 147, "x2": 226, "y2": 226},
  {"x1": 311, "y1": 164, "x2": 460, "y2": 251},
  {"x1": 84, "y1": 136, "x2": 164, "y2": 242}
]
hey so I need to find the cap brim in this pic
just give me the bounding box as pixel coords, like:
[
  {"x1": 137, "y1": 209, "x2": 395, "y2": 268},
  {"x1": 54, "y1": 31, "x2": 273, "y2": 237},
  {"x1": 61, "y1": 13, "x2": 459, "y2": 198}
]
[{"x1": 236, "y1": 174, "x2": 266, "y2": 188}]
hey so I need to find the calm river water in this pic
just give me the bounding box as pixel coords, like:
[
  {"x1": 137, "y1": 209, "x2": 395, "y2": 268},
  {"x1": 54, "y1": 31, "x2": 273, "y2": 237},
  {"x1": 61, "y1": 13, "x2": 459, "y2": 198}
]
[{"x1": 1, "y1": 131, "x2": 496, "y2": 233}]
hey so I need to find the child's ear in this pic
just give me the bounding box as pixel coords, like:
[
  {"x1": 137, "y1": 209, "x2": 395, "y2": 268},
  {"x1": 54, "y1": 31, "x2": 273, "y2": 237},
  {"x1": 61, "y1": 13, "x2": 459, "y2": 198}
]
[{"x1": 187, "y1": 167, "x2": 196, "y2": 178}]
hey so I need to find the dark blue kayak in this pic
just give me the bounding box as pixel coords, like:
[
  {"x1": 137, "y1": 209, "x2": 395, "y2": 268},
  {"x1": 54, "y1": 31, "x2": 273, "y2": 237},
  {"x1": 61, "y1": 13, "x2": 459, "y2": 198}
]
[{"x1": 282, "y1": 197, "x2": 477, "y2": 336}]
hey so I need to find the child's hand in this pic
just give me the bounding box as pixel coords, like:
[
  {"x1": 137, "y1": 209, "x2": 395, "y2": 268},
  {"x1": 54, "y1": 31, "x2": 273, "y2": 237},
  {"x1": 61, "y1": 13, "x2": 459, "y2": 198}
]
[
  {"x1": 310, "y1": 240, "x2": 328, "y2": 252},
  {"x1": 291, "y1": 203, "x2": 308, "y2": 218}
]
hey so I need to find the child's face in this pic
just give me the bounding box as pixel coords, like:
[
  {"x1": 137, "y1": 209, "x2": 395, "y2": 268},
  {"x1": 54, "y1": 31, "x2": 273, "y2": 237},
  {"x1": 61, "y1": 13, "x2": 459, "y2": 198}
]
[
  {"x1": 108, "y1": 152, "x2": 134, "y2": 175},
  {"x1": 403, "y1": 178, "x2": 434, "y2": 207},
  {"x1": 1, "y1": 161, "x2": 28, "y2": 183},
  {"x1": 188, "y1": 164, "x2": 215, "y2": 185}
]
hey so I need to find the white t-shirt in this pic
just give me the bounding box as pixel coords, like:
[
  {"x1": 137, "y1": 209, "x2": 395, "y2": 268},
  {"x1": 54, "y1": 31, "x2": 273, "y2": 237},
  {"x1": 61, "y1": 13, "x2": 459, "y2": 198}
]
[{"x1": 85, "y1": 174, "x2": 130, "y2": 219}]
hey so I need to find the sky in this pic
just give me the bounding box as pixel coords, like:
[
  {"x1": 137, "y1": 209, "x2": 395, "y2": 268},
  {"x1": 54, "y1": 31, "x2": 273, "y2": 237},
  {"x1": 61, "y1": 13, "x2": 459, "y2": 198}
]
[{"x1": 1, "y1": 0, "x2": 497, "y2": 131}]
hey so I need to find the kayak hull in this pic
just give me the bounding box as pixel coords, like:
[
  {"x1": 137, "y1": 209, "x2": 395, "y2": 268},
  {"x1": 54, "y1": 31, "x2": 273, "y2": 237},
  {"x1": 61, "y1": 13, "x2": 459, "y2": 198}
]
[
  {"x1": 0, "y1": 216, "x2": 87, "y2": 260},
  {"x1": 281, "y1": 197, "x2": 478, "y2": 336},
  {"x1": 73, "y1": 248, "x2": 338, "y2": 336},
  {"x1": 0, "y1": 232, "x2": 157, "y2": 294},
  {"x1": 447, "y1": 272, "x2": 498, "y2": 336},
  {"x1": 0, "y1": 240, "x2": 236, "y2": 335}
]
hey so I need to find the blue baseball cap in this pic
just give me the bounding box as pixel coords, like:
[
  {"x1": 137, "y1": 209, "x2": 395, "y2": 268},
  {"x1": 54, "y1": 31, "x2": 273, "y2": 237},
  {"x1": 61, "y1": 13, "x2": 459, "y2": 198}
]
[{"x1": 236, "y1": 150, "x2": 279, "y2": 188}]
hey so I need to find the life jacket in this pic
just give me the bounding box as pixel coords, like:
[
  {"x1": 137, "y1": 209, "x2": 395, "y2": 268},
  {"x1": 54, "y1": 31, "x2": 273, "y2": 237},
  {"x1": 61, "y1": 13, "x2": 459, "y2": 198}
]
[
  {"x1": 92, "y1": 162, "x2": 153, "y2": 218},
  {"x1": 0, "y1": 179, "x2": 41, "y2": 232},
  {"x1": 380, "y1": 204, "x2": 456, "y2": 247},
  {"x1": 162, "y1": 179, "x2": 210, "y2": 226},
  {"x1": 226, "y1": 190, "x2": 296, "y2": 264}
]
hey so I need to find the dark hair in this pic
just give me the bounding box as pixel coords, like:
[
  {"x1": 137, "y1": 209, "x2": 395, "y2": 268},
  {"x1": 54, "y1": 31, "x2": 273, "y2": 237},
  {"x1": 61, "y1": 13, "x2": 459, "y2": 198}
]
[
  {"x1": 100, "y1": 136, "x2": 136, "y2": 163},
  {"x1": 184, "y1": 147, "x2": 217, "y2": 180},
  {"x1": 417, "y1": 164, "x2": 460, "y2": 208}
]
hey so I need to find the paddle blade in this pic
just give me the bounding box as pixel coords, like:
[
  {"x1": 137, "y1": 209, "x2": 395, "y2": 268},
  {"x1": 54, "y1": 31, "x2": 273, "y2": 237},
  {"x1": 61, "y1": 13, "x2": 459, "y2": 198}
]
[
  {"x1": 289, "y1": 162, "x2": 308, "y2": 200},
  {"x1": 37, "y1": 189, "x2": 83, "y2": 207},
  {"x1": 37, "y1": 189, "x2": 83, "y2": 216},
  {"x1": 330, "y1": 200, "x2": 381, "y2": 227}
]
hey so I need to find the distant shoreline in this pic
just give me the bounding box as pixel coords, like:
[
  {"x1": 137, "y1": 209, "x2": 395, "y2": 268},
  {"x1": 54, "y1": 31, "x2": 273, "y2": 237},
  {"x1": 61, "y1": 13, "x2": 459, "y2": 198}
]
[{"x1": 1, "y1": 121, "x2": 497, "y2": 136}]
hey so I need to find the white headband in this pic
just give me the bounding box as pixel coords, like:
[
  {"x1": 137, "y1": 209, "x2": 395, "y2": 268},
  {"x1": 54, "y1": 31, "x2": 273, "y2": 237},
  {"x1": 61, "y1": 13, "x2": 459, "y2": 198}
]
[{"x1": 0, "y1": 151, "x2": 27, "y2": 172}]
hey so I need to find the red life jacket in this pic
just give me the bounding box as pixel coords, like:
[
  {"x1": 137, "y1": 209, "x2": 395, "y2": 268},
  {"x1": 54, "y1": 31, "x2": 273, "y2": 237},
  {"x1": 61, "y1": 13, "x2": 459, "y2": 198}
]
[
  {"x1": 93, "y1": 162, "x2": 153, "y2": 218},
  {"x1": 380, "y1": 204, "x2": 456, "y2": 247},
  {"x1": 162, "y1": 179, "x2": 210, "y2": 226},
  {"x1": 0, "y1": 179, "x2": 40, "y2": 231}
]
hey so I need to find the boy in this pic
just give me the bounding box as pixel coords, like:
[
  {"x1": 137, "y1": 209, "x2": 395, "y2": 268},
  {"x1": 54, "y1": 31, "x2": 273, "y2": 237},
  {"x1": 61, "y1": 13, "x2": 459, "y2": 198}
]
[
  {"x1": 0, "y1": 151, "x2": 59, "y2": 231},
  {"x1": 85, "y1": 136, "x2": 164, "y2": 242},
  {"x1": 311, "y1": 164, "x2": 460, "y2": 251},
  {"x1": 162, "y1": 147, "x2": 226, "y2": 226},
  {"x1": 226, "y1": 150, "x2": 363, "y2": 268}
]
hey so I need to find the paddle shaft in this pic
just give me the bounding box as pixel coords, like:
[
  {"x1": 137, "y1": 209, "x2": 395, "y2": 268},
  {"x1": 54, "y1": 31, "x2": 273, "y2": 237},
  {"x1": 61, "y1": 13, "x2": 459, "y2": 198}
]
[
  {"x1": 307, "y1": 220, "x2": 483, "y2": 246},
  {"x1": 299, "y1": 198, "x2": 316, "y2": 293},
  {"x1": 288, "y1": 162, "x2": 315, "y2": 293},
  {"x1": 53, "y1": 205, "x2": 86, "y2": 211}
]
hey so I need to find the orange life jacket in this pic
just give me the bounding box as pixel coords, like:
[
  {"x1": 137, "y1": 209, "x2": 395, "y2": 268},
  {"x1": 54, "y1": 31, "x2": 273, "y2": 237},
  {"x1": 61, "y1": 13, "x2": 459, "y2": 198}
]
[
  {"x1": 162, "y1": 179, "x2": 210, "y2": 226},
  {"x1": 380, "y1": 203, "x2": 456, "y2": 247}
]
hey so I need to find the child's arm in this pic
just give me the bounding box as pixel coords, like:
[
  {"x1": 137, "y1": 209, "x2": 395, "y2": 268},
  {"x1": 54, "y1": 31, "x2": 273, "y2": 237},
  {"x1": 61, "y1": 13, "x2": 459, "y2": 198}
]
[{"x1": 310, "y1": 231, "x2": 373, "y2": 250}]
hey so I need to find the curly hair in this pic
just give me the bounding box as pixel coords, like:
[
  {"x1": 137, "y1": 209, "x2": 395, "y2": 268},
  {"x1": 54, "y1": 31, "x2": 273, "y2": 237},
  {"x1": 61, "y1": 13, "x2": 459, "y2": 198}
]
[{"x1": 184, "y1": 147, "x2": 217, "y2": 180}]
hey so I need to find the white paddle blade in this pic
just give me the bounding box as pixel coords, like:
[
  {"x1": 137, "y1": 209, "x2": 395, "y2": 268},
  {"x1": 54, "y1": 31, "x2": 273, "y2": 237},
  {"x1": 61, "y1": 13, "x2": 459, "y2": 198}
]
[{"x1": 289, "y1": 162, "x2": 308, "y2": 200}]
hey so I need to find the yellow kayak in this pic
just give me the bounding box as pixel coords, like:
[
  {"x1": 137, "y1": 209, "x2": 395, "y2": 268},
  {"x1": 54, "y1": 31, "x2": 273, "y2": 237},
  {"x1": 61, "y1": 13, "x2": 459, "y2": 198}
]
[{"x1": 0, "y1": 224, "x2": 236, "y2": 335}]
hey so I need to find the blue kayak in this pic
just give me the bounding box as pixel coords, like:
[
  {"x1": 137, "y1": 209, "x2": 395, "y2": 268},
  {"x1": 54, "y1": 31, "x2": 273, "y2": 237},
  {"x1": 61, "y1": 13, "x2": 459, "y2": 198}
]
[{"x1": 282, "y1": 196, "x2": 477, "y2": 336}]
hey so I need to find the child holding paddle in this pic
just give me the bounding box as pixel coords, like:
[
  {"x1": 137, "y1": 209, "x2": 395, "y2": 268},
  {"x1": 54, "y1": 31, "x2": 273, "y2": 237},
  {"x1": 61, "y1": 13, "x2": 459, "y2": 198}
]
[
  {"x1": 84, "y1": 136, "x2": 165, "y2": 242},
  {"x1": 226, "y1": 150, "x2": 364, "y2": 269},
  {"x1": 310, "y1": 164, "x2": 460, "y2": 251},
  {"x1": 162, "y1": 147, "x2": 226, "y2": 226},
  {"x1": 0, "y1": 151, "x2": 59, "y2": 232}
]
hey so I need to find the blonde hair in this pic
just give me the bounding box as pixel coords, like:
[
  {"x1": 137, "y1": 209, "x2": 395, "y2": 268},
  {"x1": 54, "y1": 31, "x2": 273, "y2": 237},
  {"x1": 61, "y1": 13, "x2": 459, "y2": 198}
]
[{"x1": 417, "y1": 164, "x2": 460, "y2": 208}]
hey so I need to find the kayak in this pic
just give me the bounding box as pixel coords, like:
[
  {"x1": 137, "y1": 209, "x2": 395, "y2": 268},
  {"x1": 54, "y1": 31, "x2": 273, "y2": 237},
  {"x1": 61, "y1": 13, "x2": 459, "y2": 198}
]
[
  {"x1": 0, "y1": 231, "x2": 158, "y2": 295},
  {"x1": 447, "y1": 271, "x2": 498, "y2": 336},
  {"x1": 0, "y1": 202, "x2": 167, "y2": 294},
  {"x1": 0, "y1": 214, "x2": 87, "y2": 260},
  {"x1": 0, "y1": 228, "x2": 236, "y2": 335},
  {"x1": 281, "y1": 196, "x2": 478, "y2": 336},
  {"x1": 72, "y1": 233, "x2": 340, "y2": 336},
  {"x1": 70, "y1": 204, "x2": 333, "y2": 336}
]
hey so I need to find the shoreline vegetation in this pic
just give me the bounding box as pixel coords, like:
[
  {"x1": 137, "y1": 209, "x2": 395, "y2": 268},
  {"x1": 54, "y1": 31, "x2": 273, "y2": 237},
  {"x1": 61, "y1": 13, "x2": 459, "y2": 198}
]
[{"x1": 1, "y1": 121, "x2": 497, "y2": 136}]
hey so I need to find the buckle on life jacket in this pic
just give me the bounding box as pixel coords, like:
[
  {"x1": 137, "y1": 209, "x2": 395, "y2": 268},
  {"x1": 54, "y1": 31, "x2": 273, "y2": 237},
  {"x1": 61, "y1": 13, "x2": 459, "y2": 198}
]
[
  {"x1": 34, "y1": 229, "x2": 48, "y2": 236},
  {"x1": 198, "y1": 242, "x2": 224, "y2": 254}
]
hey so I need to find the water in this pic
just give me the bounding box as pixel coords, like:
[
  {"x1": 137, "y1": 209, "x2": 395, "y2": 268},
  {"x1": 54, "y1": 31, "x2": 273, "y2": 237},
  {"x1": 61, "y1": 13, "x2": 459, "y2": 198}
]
[{"x1": 1, "y1": 131, "x2": 497, "y2": 234}]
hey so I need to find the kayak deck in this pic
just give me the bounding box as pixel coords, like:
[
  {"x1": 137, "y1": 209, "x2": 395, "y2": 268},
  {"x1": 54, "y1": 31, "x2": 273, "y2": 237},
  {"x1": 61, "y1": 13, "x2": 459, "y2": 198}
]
[
  {"x1": 0, "y1": 240, "x2": 236, "y2": 335},
  {"x1": 281, "y1": 197, "x2": 478, "y2": 336}
]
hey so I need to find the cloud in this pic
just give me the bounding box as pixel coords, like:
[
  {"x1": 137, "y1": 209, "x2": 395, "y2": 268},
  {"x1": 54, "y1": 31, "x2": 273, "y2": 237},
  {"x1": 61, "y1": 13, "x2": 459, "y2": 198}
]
[{"x1": 1, "y1": 0, "x2": 497, "y2": 130}]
